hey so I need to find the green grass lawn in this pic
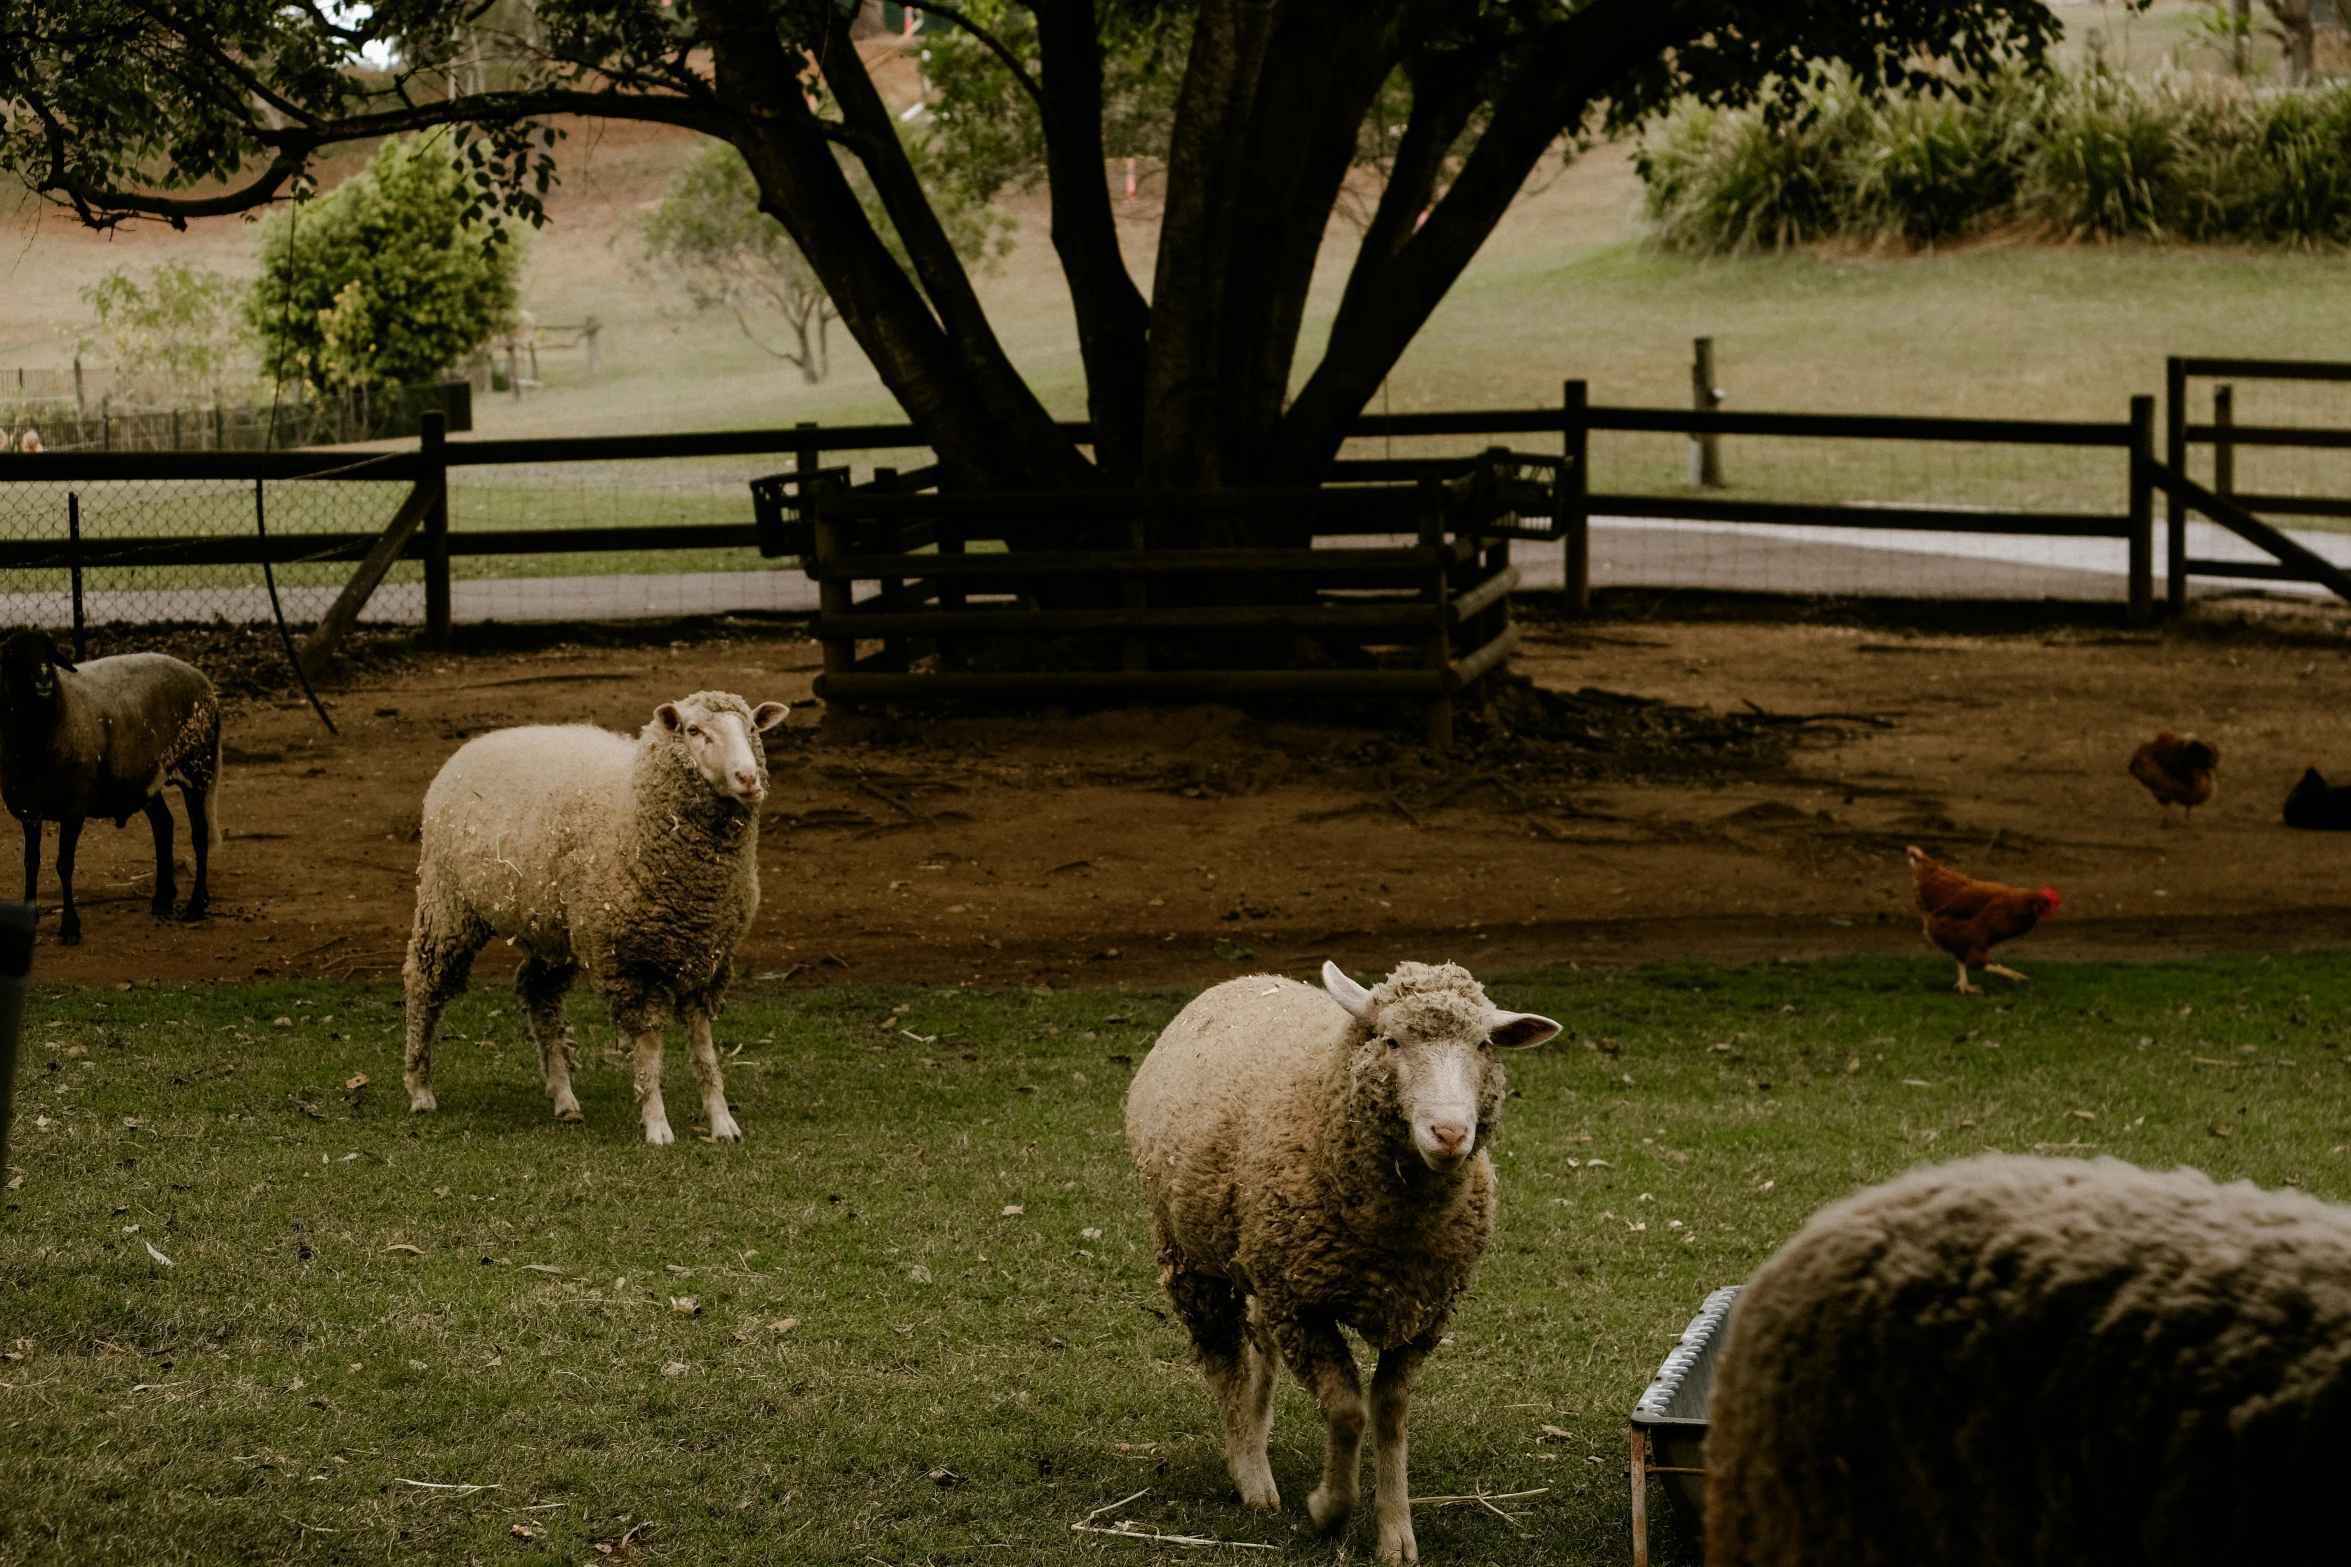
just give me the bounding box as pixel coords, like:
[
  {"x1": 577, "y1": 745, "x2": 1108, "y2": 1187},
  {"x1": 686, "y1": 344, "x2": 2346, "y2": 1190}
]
[{"x1": 4, "y1": 955, "x2": 2349, "y2": 1565}]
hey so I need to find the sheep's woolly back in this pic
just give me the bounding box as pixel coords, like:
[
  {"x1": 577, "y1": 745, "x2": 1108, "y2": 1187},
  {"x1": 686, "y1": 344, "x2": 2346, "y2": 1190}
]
[
  {"x1": 1705, "y1": 1154, "x2": 2351, "y2": 1567},
  {"x1": 413, "y1": 702, "x2": 766, "y2": 1027},
  {"x1": 1126, "y1": 966, "x2": 1504, "y2": 1351}
]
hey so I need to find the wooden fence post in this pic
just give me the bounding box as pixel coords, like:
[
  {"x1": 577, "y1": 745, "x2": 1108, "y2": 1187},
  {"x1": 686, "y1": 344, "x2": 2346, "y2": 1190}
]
[
  {"x1": 421, "y1": 411, "x2": 451, "y2": 643},
  {"x1": 2213, "y1": 384, "x2": 2235, "y2": 499},
  {"x1": 1421, "y1": 476, "x2": 1453, "y2": 750},
  {"x1": 2165, "y1": 355, "x2": 2187, "y2": 613},
  {"x1": 66, "y1": 491, "x2": 85, "y2": 663},
  {"x1": 1562, "y1": 378, "x2": 1590, "y2": 613},
  {"x1": 2128, "y1": 394, "x2": 2154, "y2": 627},
  {"x1": 1689, "y1": 337, "x2": 1724, "y2": 489}
]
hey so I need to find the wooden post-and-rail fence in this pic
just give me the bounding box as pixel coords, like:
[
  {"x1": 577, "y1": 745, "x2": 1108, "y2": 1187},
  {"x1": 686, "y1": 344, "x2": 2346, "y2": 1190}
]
[{"x1": 5, "y1": 364, "x2": 2351, "y2": 729}]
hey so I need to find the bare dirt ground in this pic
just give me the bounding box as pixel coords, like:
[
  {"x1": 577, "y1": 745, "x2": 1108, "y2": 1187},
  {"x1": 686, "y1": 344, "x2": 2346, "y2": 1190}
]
[{"x1": 30, "y1": 597, "x2": 2351, "y2": 993}]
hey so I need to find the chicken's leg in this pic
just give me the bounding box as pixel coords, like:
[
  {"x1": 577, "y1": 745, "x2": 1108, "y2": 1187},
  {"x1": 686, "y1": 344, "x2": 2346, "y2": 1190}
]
[
  {"x1": 1985, "y1": 963, "x2": 2030, "y2": 984},
  {"x1": 1954, "y1": 961, "x2": 1983, "y2": 995}
]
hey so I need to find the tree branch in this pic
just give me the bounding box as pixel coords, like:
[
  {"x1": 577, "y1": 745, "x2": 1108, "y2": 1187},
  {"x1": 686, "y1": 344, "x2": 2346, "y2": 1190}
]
[
  {"x1": 43, "y1": 89, "x2": 720, "y2": 227},
  {"x1": 815, "y1": 4, "x2": 1084, "y2": 481},
  {"x1": 1033, "y1": 0, "x2": 1149, "y2": 481},
  {"x1": 917, "y1": 2, "x2": 1047, "y2": 114},
  {"x1": 131, "y1": 0, "x2": 330, "y2": 130},
  {"x1": 1273, "y1": 0, "x2": 1699, "y2": 479}
]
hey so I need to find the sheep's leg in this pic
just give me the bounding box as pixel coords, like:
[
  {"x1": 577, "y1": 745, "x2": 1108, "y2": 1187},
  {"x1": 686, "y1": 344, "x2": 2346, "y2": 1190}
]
[
  {"x1": 1165, "y1": 1257, "x2": 1279, "y2": 1511},
  {"x1": 54, "y1": 814, "x2": 84, "y2": 946},
  {"x1": 516, "y1": 956, "x2": 582, "y2": 1122},
  {"x1": 18, "y1": 814, "x2": 38, "y2": 911},
  {"x1": 1369, "y1": 1342, "x2": 1430, "y2": 1565},
  {"x1": 1275, "y1": 1316, "x2": 1366, "y2": 1539},
  {"x1": 402, "y1": 905, "x2": 483, "y2": 1114},
  {"x1": 632, "y1": 1028, "x2": 675, "y2": 1146},
  {"x1": 684, "y1": 1009, "x2": 741, "y2": 1142},
  {"x1": 179, "y1": 784, "x2": 211, "y2": 920},
  {"x1": 143, "y1": 795, "x2": 177, "y2": 919}
]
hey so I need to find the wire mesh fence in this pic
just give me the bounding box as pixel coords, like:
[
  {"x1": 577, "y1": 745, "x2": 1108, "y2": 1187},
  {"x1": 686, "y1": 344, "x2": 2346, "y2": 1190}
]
[{"x1": 0, "y1": 477, "x2": 423, "y2": 630}]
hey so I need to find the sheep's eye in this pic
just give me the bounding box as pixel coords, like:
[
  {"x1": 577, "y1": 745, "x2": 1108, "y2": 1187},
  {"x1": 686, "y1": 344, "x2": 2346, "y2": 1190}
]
[
  {"x1": 686, "y1": 725, "x2": 701, "y2": 737},
  {"x1": 1383, "y1": 1035, "x2": 1400, "y2": 1049}
]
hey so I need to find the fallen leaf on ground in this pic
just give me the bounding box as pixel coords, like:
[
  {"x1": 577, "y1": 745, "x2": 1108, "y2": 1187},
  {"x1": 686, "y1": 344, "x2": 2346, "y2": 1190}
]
[
  {"x1": 670, "y1": 1297, "x2": 700, "y2": 1316},
  {"x1": 382, "y1": 1243, "x2": 425, "y2": 1255},
  {"x1": 520, "y1": 1264, "x2": 564, "y2": 1275},
  {"x1": 771, "y1": 1318, "x2": 800, "y2": 1335},
  {"x1": 344, "y1": 1073, "x2": 368, "y2": 1089},
  {"x1": 510, "y1": 1525, "x2": 535, "y2": 1541},
  {"x1": 144, "y1": 1242, "x2": 175, "y2": 1268},
  {"x1": 2070, "y1": 1110, "x2": 2095, "y2": 1121},
  {"x1": 1001, "y1": 1204, "x2": 1024, "y2": 1217},
  {"x1": 1539, "y1": 1424, "x2": 1573, "y2": 1442},
  {"x1": 907, "y1": 1265, "x2": 932, "y2": 1284},
  {"x1": 661, "y1": 1361, "x2": 688, "y2": 1377}
]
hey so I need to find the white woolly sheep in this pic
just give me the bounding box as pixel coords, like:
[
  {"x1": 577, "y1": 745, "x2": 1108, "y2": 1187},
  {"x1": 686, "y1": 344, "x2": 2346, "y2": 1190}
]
[
  {"x1": 402, "y1": 690, "x2": 788, "y2": 1144},
  {"x1": 0, "y1": 629, "x2": 221, "y2": 945},
  {"x1": 1126, "y1": 959, "x2": 1560, "y2": 1564},
  {"x1": 1705, "y1": 1153, "x2": 2351, "y2": 1567}
]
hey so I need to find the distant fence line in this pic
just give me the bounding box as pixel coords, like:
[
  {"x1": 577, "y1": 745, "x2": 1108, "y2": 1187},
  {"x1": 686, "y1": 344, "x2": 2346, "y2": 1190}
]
[{"x1": 1, "y1": 381, "x2": 473, "y2": 454}]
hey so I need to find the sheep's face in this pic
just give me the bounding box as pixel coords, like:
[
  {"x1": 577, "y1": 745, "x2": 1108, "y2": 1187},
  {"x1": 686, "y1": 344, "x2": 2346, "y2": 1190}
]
[
  {"x1": 655, "y1": 696, "x2": 789, "y2": 804},
  {"x1": 1324, "y1": 961, "x2": 1560, "y2": 1174},
  {"x1": 0, "y1": 630, "x2": 71, "y2": 714}
]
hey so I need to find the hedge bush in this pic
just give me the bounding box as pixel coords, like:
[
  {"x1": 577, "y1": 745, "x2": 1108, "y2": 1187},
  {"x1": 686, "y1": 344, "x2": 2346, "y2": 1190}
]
[{"x1": 1639, "y1": 67, "x2": 2351, "y2": 252}]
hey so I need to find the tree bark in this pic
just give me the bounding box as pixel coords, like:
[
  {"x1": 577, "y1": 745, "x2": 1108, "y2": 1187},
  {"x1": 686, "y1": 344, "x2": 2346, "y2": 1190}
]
[
  {"x1": 1035, "y1": 0, "x2": 1152, "y2": 484},
  {"x1": 1273, "y1": 0, "x2": 1699, "y2": 480}
]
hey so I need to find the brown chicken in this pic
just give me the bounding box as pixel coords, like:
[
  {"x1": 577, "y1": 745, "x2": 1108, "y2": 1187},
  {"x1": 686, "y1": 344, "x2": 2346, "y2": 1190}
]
[
  {"x1": 2129, "y1": 731, "x2": 2219, "y2": 824},
  {"x1": 1906, "y1": 845, "x2": 2061, "y2": 994}
]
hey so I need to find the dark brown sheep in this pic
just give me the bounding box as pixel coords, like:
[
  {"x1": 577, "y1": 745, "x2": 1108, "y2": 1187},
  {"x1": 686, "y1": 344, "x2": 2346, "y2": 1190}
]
[{"x1": 0, "y1": 630, "x2": 220, "y2": 945}]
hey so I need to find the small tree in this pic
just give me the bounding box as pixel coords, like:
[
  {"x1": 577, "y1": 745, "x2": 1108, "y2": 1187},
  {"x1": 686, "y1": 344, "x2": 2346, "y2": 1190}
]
[
  {"x1": 250, "y1": 136, "x2": 524, "y2": 395},
  {"x1": 641, "y1": 141, "x2": 839, "y2": 384},
  {"x1": 79, "y1": 261, "x2": 253, "y2": 406},
  {"x1": 641, "y1": 136, "x2": 1011, "y2": 385}
]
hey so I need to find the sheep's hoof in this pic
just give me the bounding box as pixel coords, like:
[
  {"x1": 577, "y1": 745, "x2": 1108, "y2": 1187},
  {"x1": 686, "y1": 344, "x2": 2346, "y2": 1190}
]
[
  {"x1": 179, "y1": 898, "x2": 209, "y2": 924},
  {"x1": 149, "y1": 896, "x2": 174, "y2": 921},
  {"x1": 1306, "y1": 1486, "x2": 1353, "y2": 1537},
  {"x1": 1376, "y1": 1527, "x2": 1418, "y2": 1566},
  {"x1": 409, "y1": 1088, "x2": 437, "y2": 1113},
  {"x1": 554, "y1": 1102, "x2": 585, "y2": 1124},
  {"x1": 57, "y1": 919, "x2": 81, "y2": 947},
  {"x1": 643, "y1": 1119, "x2": 676, "y2": 1147},
  {"x1": 704, "y1": 1112, "x2": 742, "y2": 1143},
  {"x1": 1231, "y1": 1473, "x2": 1279, "y2": 1512}
]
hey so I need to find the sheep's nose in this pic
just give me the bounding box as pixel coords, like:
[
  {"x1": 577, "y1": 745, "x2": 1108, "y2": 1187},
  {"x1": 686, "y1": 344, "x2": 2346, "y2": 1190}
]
[
  {"x1": 1427, "y1": 1123, "x2": 1470, "y2": 1156},
  {"x1": 733, "y1": 769, "x2": 762, "y2": 798}
]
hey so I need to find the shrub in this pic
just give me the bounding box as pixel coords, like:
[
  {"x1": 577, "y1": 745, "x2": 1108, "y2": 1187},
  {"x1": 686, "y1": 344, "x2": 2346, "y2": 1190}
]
[
  {"x1": 1846, "y1": 76, "x2": 2036, "y2": 245},
  {"x1": 250, "y1": 135, "x2": 524, "y2": 394},
  {"x1": 1640, "y1": 75, "x2": 1872, "y2": 254},
  {"x1": 2019, "y1": 73, "x2": 2183, "y2": 240},
  {"x1": 1636, "y1": 65, "x2": 2351, "y2": 254}
]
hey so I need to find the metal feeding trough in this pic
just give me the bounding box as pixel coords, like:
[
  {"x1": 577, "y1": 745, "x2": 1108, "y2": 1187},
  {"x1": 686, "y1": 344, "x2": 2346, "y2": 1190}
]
[{"x1": 1628, "y1": 1285, "x2": 1741, "y2": 1567}]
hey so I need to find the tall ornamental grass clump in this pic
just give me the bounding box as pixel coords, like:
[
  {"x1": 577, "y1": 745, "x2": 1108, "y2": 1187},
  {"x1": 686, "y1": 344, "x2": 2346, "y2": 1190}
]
[{"x1": 1640, "y1": 67, "x2": 2351, "y2": 253}]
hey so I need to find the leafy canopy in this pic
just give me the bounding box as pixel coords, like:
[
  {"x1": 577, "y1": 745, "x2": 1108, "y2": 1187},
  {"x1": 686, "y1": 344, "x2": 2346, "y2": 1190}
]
[{"x1": 249, "y1": 137, "x2": 524, "y2": 393}]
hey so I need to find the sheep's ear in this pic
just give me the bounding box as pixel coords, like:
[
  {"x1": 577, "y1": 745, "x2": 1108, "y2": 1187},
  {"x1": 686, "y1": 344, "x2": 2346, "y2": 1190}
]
[
  {"x1": 655, "y1": 703, "x2": 683, "y2": 732},
  {"x1": 751, "y1": 701, "x2": 789, "y2": 732},
  {"x1": 1489, "y1": 1011, "x2": 1562, "y2": 1050},
  {"x1": 1321, "y1": 960, "x2": 1377, "y2": 1021},
  {"x1": 51, "y1": 655, "x2": 74, "y2": 672}
]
